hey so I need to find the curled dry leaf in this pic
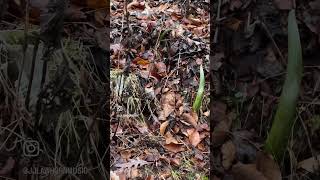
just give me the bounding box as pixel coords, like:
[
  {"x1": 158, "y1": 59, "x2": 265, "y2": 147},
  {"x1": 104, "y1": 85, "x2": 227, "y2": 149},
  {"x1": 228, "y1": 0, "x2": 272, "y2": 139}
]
[
  {"x1": 197, "y1": 142, "x2": 206, "y2": 151},
  {"x1": 164, "y1": 143, "x2": 185, "y2": 153},
  {"x1": 127, "y1": 0, "x2": 145, "y2": 11},
  {"x1": 182, "y1": 111, "x2": 198, "y2": 128},
  {"x1": 187, "y1": 15, "x2": 203, "y2": 26},
  {"x1": 160, "y1": 120, "x2": 169, "y2": 135},
  {"x1": 164, "y1": 132, "x2": 179, "y2": 144},
  {"x1": 221, "y1": 141, "x2": 236, "y2": 169},
  {"x1": 189, "y1": 129, "x2": 201, "y2": 147}
]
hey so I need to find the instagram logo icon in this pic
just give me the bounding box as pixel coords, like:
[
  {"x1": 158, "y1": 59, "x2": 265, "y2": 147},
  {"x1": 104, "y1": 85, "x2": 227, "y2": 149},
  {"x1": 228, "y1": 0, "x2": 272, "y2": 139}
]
[{"x1": 23, "y1": 139, "x2": 39, "y2": 157}]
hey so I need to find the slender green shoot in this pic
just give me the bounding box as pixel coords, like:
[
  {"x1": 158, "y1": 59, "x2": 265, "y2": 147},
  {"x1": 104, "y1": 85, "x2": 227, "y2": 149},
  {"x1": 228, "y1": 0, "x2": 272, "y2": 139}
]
[
  {"x1": 192, "y1": 64, "x2": 205, "y2": 113},
  {"x1": 265, "y1": 9, "x2": 303, "y2": 161}
]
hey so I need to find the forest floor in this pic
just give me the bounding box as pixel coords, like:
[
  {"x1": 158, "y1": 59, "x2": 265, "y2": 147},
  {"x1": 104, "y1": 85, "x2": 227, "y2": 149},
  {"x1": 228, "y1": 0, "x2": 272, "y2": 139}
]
[
  {"x1": 0, "y1": 1, "x2": 108, "y2": 179},
  {"x1": 0, "y1": 0, "x2": 319, "y2": 180},
  {"x1": 110, "y1": 0, "x2": 210, "y2": 179},
  {"x1": 210, "y1": 0, "x2": 320, "y2": 179},
  {"x1": 111, "y1": 0, "x2": 320, "y2": 180}
]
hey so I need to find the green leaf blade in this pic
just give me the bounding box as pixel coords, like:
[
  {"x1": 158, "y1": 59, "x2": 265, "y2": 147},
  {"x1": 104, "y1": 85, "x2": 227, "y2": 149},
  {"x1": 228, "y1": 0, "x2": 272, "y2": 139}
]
[{"x1": 265, "y1": 9, "x2": 303, "y2": 161}]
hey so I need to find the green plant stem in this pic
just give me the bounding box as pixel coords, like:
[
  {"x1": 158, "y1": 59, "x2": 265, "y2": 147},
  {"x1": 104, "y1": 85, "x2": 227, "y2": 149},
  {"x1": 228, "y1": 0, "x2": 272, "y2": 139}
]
[
  {"x1": 193, "y1": 64, "x2": 205, "y2": 112},
  {"x1": 265, "y1": 9, "x2": 303, "y2": 161}
]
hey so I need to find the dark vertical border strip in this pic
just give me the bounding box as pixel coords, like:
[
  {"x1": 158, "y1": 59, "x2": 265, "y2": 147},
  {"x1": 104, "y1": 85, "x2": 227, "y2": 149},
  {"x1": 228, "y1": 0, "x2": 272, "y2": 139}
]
[
  {"x1": 210, "y1": 0, "x2": 215, "y2": 179},
  {"x1": 105, "y1": 0, "x2": 111, "y2": 179}
]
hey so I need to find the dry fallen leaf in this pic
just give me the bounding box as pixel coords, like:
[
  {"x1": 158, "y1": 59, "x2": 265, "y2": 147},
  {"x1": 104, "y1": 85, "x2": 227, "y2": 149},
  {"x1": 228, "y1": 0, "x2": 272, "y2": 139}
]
[
  {"x1": 221, "y1": 141, "x2": 236, "y2": 169},
  {"x1": 170, "y1": 157, "x2": 181, "y2": 166},
  {"x1": 127, "y1": 0, "x2": 145, "y2": 11},
  {"x1": 256, "y1": 152, "x2": 281, "y2": 180},
  {"x1": 298, "y1": 155, "x2": 320, "y2": 173},
  {"x1": 160, "y1": 121, "x2": 169, "y2": 135},
  {"x1": 189, "y1": 129, "x2": 201, "y2": 146},
  {"x1": 158, "y1": 91, "x2": 176, "y2": 120},
  {"x1": 164, "y1": 143, "x2": 185, "y2": 153},
  {"x1": 187, "y1": 15, "x2": 203, "y2": 26},
  {"x1": 120, "y1": 150, "x2": 132, "y2": 161},
  {"x1": 133, "y1": 57, "x2": 150, "y2": 66},
  {"x1": 164, "y1": 132, "x2": 179, "y2": 144},
  {"x1": 182, "y1": 112, "x2": 198, "y2": 128}
]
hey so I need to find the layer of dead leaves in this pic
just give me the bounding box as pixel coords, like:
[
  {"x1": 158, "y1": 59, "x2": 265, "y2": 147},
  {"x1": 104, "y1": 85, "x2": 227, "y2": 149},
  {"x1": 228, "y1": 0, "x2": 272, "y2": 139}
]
[
  {"x1": 110, "y1": 0, "x2": 209, "y2": 179},
  {"x1": 210, "y1": 0, "x2": 320, "y2": 179}
]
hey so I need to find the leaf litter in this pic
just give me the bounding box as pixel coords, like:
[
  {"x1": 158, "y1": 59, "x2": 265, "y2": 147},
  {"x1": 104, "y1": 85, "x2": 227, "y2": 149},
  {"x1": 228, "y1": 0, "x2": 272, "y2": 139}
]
[
  {"x1": 111, "y1": 0, "x2": 209, "y2": 178},
  {"x1": 0, "y1": 0, "x2": 109, "y2": 179},
  {"x1": 211, "y1": 0, "x2": 320, "y2": 179}
]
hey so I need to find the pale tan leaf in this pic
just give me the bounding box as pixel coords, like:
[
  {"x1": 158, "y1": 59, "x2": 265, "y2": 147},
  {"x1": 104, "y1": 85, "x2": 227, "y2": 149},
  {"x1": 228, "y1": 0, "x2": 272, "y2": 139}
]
[
  {"x1": 160, "y1": 121, "x2": 169, "y2": 136},
  {"x1": 163, "y1": 143, "x2": 185, "y2": 153},
  {"x1": 164, "y1": 132, "x2": 179, "y2": 144},
  {"x1": 182, "y1": 112, "x2": 198, "y2": 128},
  {"x1": 189, "y1": 129, "x2": 201, "y2": 146}
]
